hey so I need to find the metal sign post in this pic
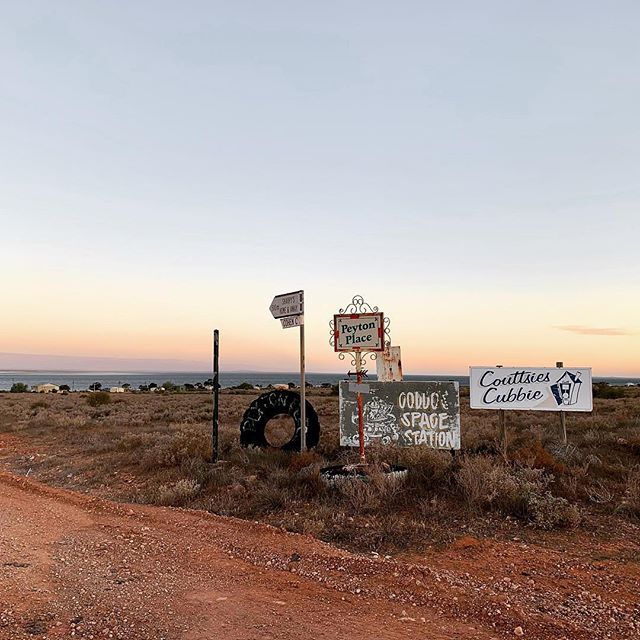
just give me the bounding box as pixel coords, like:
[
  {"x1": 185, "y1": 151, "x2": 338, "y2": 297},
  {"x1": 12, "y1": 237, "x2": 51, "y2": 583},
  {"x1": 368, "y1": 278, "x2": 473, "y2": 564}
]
[
  {"x1": 299, "y1": 317, "x2": 306, "y2": 452},
  {"x1": 211, "y1": 329, "x2": 220, "y2": 463},
  {"x1": 330, "y1": 295, "x2": 390, "y2": 465},
  {"x1": 270, "y1": 290, "x2": 306, "y2": 452},
  {"x1": 354, "y1": 352, "x2": 365, "y2": 462}
]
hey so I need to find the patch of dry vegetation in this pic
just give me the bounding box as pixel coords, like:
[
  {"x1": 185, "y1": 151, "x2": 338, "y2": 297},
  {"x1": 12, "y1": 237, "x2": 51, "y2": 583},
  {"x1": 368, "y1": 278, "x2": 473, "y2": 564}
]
[{"x1": 1, "y1": 387, "x2": 639, "y2": 552}]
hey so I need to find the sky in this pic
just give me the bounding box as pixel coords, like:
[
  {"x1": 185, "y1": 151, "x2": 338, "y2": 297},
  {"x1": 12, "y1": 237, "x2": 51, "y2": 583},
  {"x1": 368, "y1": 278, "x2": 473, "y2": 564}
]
[{"x1": 1, "y1": 1, "x2": 638, "y2": 375}]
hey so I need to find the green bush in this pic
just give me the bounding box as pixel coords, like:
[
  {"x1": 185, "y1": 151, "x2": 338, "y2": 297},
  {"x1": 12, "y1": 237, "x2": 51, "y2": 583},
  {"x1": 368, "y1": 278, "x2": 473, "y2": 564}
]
[
  {"x1": 86, "y1": 391, "x2": 111, "y2": 407},
  {"x1": 10, "y1": 382, "x2": 29, "y2": 393},
  {"x1": 593, "y1": 383, "x2": 625, "y2": 399}
]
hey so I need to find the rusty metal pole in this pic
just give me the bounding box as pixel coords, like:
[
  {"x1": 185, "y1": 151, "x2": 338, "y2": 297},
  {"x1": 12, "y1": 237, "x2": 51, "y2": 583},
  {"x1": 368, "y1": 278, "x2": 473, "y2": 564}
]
[
  {"x1": 556, "y1": 361, "x2": 567, "y2": 444},
  {"x1": 355, "y1": 351, "x2": 366, "y2": 463}
]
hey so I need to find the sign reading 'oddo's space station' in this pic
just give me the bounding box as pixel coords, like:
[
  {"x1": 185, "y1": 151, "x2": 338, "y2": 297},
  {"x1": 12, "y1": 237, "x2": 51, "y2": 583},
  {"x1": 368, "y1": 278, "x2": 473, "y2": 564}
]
[
  {"x1": 469, "y1": 367, "x2": 593, "y2": 412},
  {"x1": 339, "y1": 381, "x2": 461, "y2": 449}
]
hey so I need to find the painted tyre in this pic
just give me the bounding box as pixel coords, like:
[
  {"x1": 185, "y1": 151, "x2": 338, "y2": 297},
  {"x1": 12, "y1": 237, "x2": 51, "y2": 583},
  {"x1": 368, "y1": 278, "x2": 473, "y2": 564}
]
[{"x1": 240, "y1": 390, "x2": 320, "y2": 450}]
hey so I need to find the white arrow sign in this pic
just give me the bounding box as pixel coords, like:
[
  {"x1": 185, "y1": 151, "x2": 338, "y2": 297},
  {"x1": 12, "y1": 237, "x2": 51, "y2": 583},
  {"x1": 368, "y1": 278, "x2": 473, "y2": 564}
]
[
  {"x1": 281, "y1": 315, "x2": 302, "y2": 329},
  {"x1": 270, "y1": 290, "x2": 304, "y2": 319}
]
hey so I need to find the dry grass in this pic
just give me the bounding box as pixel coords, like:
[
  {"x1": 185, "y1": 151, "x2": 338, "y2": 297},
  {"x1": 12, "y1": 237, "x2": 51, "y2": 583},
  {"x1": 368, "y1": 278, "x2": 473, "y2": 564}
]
[{"x1": 0, "y1": 387, "x2": 639, "y2": 552}]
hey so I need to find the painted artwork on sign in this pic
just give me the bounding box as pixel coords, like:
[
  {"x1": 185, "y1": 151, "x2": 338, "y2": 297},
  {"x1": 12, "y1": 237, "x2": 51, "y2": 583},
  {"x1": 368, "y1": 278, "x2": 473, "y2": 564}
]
[
  {"x1": 333, "y1": 313, "x2": 384, "y2": 352},
  {"x1": 339, "y1": 381, "x2": 461, "y2": 449},
  {"x1": 469, "y1": 367, "x2": 593, "y2": 412}
]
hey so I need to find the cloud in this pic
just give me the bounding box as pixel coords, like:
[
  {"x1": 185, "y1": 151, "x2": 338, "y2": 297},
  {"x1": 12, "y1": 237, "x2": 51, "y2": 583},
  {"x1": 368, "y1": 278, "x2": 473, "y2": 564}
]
[{"x1": 555, "y1": 325, "x2": 634, "y2": 337}]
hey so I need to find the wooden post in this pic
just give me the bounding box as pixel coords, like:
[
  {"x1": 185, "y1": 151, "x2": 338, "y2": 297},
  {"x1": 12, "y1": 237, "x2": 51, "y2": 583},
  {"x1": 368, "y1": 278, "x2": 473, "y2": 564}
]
[
  {"x1": 556, "y1": 361, "x2": 567, "y2": 444},
  {"x1": 499, "y1": 408, "x2": 507, "y2": 457},
  {"x1": 496, "y1": 364, "x2": 507, "y2": 457},
  {"x1": 211, "y1": 330, "x2": 220, "y2": 463}
]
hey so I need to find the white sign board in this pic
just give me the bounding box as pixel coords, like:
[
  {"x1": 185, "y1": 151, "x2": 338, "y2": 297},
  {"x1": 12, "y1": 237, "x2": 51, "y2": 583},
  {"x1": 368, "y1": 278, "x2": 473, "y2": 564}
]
[
  {"x1": 376, "y1": 345, "x2": 403, "y2": 382},
  {"x1": 333, "y1": 312, "x2": 384, "y2": 352},
  {"x1": 270, "y1": 291, "x2": 304, "y2": 319},
  {"x1": 280, "y1": 315, "x2": 302, "y2": 329},
  {"x1": 469, "y1": 367, "x2": 593, "y2": 412}
]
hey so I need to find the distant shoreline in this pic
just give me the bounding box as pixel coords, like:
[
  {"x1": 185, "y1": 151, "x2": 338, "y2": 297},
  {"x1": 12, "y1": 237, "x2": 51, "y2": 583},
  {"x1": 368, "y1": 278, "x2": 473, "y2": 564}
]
[{"x1": 1, "y1": 370, "x2": 639, "y2": 392}]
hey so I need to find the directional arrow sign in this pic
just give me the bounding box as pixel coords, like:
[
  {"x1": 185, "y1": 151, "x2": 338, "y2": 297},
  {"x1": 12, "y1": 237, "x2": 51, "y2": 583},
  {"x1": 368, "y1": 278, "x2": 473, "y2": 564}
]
[{"x1": 269, "y1": 290, "x2": 304, "y2": 319}]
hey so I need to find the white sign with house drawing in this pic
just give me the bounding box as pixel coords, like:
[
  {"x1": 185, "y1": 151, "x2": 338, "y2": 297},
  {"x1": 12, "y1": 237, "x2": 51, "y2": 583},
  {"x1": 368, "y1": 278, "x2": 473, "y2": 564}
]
[{"x1": 469, "y1": 367, "x2": 593, "y2": 412}]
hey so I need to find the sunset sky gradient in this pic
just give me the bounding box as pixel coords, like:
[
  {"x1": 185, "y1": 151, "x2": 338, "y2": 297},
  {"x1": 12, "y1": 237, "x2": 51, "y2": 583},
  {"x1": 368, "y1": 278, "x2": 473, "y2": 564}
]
[{"x1": 1, "y1": 2, "x2": 638, "y2": 375}]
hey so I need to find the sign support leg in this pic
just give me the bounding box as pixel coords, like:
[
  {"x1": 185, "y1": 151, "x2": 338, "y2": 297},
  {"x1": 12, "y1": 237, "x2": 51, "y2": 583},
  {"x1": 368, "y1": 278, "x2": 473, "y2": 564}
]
[
  {"x1": 300, "y1": 318, "x2": 306, "y2": 452},
  {"x1": 212, "y1": 329, "x2": 219, "y2": 463},
  {"x1": 556, "y1": 361, "x2": 568, "y2": 444},
  {"x1": 499, "y1": 409, "x2": 507, "y2": 459},
  {"x1": 355, "y1": 352, "x2": 366, "y2": 463}
]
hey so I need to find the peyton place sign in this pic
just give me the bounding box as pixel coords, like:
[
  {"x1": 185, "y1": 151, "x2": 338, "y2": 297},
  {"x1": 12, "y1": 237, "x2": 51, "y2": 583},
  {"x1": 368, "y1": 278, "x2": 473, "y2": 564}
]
[
  {"x1": 333, "y1": 312, "x2": 384, "y2": 352},
  {"x1": 469, "y1": 367, "x2": 593, "y2": 412}
]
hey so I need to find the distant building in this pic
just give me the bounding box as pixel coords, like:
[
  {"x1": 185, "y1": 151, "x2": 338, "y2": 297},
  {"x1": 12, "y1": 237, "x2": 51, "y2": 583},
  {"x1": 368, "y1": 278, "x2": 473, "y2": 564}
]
[
  {"x1": 109, "y1": 387, "x2": 125, "y2": 393},
  {"x1": 34, "y1": 383, "x2": 59, "y2": 393}
]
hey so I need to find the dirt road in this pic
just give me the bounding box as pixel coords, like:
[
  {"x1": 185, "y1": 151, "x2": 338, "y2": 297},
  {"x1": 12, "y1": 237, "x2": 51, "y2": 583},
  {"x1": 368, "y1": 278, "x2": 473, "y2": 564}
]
[{"x1": 1, "y1": 470, "x2": 639, "y2": 639}]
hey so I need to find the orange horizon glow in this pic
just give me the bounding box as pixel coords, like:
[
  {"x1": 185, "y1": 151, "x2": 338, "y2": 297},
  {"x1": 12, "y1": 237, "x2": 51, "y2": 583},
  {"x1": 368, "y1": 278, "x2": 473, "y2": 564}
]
[{"x1": 2, "y1": 272, "x2": 638, "y2": 377}]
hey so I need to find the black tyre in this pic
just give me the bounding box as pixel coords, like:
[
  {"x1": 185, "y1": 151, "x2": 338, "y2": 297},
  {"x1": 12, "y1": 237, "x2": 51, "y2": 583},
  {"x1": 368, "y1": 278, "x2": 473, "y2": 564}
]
[{"x1": 239, "y1": 390, "x2": 320, "y2": 450}]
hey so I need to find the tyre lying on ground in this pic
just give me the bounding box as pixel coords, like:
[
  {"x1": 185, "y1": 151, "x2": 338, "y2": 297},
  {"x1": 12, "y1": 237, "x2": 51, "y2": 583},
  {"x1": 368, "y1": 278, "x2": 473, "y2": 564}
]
[
  {"x1": 319, "y1": 463, "x2": 408, "y2": 487},
  {"x1": 240, "y1": 390, "x2": 320, "y2": 450}
]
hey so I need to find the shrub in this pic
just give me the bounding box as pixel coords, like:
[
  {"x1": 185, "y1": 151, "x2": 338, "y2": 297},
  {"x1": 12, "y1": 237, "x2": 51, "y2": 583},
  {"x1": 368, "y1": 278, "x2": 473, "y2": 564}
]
[
  {"x1": 455, "y1": 456, "x2": 579, "y2": 529},
  {"x1": 10, "y1": 383, "x2": 29, "y2": 393},
  {"x1": 526, "y1": 492, "x2": 581, "y2": 530},
  {"x1": 619, "y1": 469, "x2": 640, "y2": 518},
  {"x1": 593, "y1": 383, "x2": 625, "y2": 399},
  {"x1": 86, "y1": 391, "x2": 111, "y2": 407},
  {"x1": 334, "y1": 467, "x2": 404, "y2": 515},
  {"x1": 153, "y1": 479, "x2": 201, "y2": 506},
  {"x1": 399, "y1": 447, "x2": 453, "y2": 490},
  {"x1": 235, "y1": 382, "x2": 254, "y2": 390},
  {"x1": 139, "y1": 429, "x2": 209, "y2": 469}
]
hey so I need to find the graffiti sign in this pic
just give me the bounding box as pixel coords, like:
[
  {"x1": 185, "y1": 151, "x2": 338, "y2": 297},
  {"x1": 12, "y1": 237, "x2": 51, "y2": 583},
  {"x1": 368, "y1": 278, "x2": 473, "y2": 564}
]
[
  {"x1": 469, "y1": 367, "x2": 593, "y2": 411},
  {"x1": 339, "y1": 381, "x2": 461, "y2": 449}
]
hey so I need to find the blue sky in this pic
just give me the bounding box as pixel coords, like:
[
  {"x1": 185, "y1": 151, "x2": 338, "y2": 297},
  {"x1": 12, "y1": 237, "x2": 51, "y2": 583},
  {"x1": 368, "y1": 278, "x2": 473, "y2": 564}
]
[{"x1": 1, "y1": 2, "x2": 638, "y2": 374}]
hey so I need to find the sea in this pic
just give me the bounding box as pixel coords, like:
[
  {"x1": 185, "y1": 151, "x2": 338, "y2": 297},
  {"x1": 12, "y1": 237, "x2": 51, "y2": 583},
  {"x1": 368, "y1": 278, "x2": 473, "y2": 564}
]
[{"x1": 0, "y1": 371, "x2": 638, "y2": 392}]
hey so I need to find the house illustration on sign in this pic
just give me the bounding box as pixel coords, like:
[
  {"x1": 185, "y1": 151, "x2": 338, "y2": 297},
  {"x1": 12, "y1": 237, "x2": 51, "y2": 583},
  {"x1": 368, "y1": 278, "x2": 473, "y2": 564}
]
[{"x1": 550, "y1": 371, "x2": 583, "y2": 406}]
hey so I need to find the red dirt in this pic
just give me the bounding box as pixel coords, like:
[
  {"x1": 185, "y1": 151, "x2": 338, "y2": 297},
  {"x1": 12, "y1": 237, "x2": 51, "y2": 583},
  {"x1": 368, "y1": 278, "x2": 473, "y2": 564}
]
[{"x1": 2, "y1": 469, "x2": 639, "y2": 639}]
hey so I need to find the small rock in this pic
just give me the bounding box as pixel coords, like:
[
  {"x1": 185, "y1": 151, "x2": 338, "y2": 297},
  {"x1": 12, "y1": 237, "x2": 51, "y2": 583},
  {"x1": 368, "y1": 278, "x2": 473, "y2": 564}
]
[{"x1": 514, "y1": 626, "x2": 524, "y2": 636}]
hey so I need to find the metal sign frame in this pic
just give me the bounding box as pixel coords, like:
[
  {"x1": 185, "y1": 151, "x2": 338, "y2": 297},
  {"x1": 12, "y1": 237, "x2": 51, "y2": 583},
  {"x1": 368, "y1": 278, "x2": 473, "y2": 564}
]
[{"x1": 333, "y1": 312, "x2": 385, "y2": 352}]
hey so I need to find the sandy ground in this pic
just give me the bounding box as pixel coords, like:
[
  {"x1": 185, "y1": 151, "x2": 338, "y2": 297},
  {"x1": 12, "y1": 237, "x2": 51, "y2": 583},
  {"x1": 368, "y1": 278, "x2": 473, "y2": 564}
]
[{"x1": 1, "y1": 469, "x2": 639, "y2": 640}]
